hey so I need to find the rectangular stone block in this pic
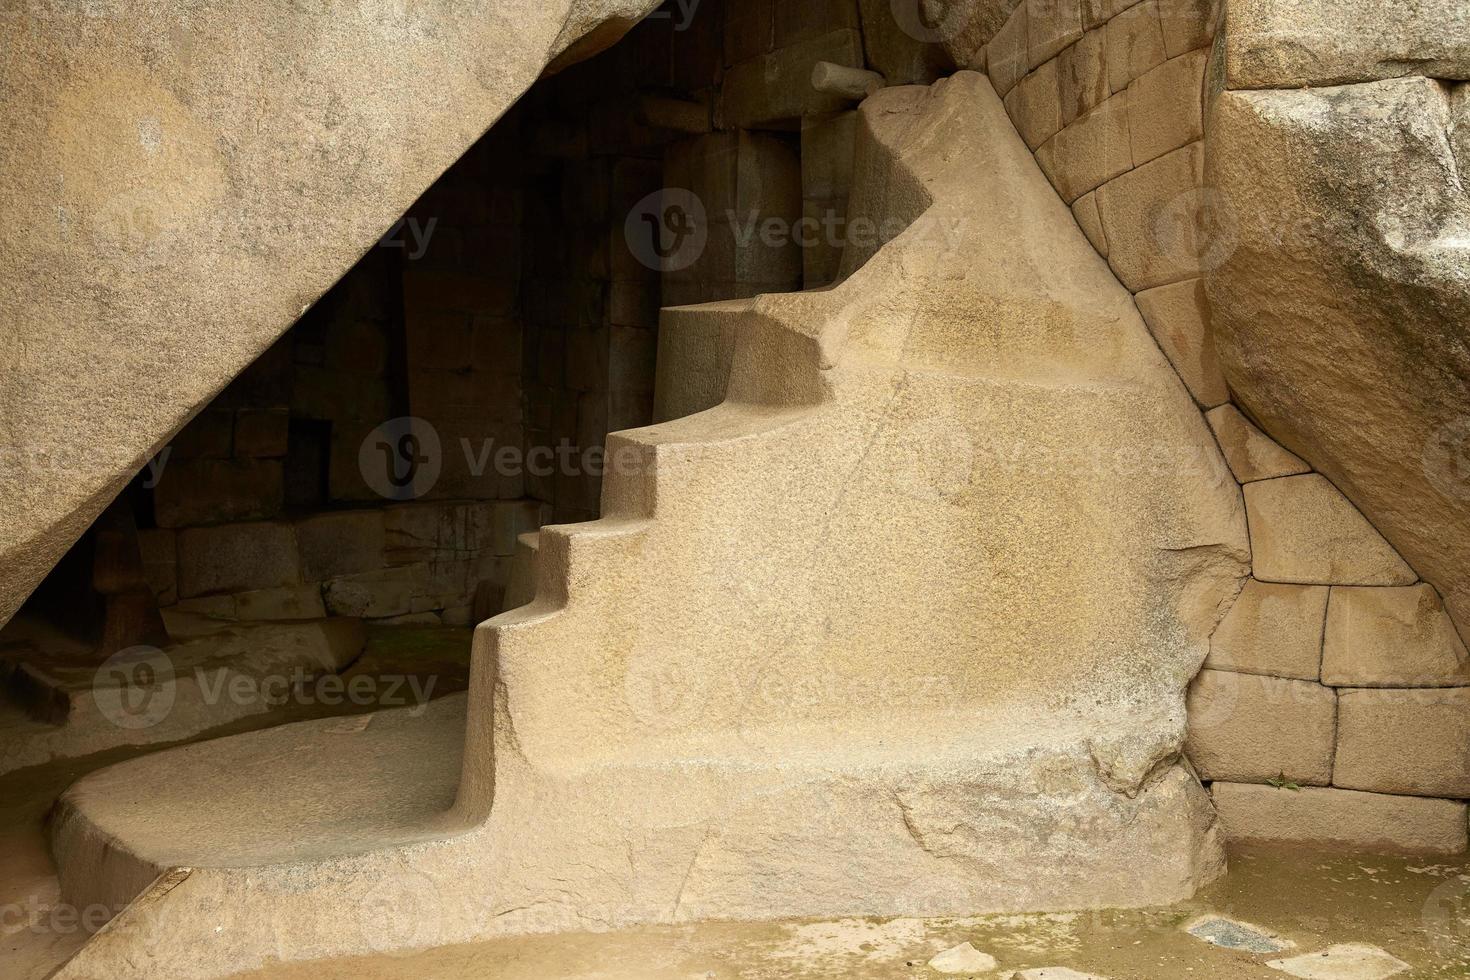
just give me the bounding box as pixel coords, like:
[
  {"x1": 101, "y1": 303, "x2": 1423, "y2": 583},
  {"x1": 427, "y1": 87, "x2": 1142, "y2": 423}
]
[
  {"x1": 232, "y1": 585, "x2": 327, "y2": 622},
  {"x1": 1058, "y1": 27, "x2": 1108, "y2": 127},
  {"x1": 234, "y1": 409, "x2": 289, "y2": 459},
  {"x1": 170, "y1": 410, "x2": 233, "y2": 461},
  {"x1": 1157, "y1": 0, "x2": 1218, "y2": 58},
  {"x1": 1211, "y1": 782, "x2": 1468, "y2": 855},
  {"x1": 1244, "y1": 475, "x2": 1418, "y2": 587},
  {"x1": 177, "y1": 522, "x2": 301, "y2": 599},
  {"x1": 1083, "y1": 0, "x2": 1145, "y2": 29},
  {"x1": 801, "y1": 111, "x2": 857, "y2": 201},
  {"x1": 724, "y1": 0, "x2": 775, "y2": 66},
  {"x1": 1127, "y1": 49, "x2": 1206, "y2": 166},
  {"x1": 1005, "y1": 56, "x2": 1064, "y2": 150},
  {"x1": 153, "y1": 459, "x2": 285, "y2": 528},
  {"x1": 1105, "y1": 0, "x2": 1166, "y2": 92},
  {"x1": 1096, "y1": 140, "x2": 1205, "y2": 290},
  {"x1": 1186, "y1": 668, "x2": 1337, "y2": 786},
  {"x1": 776, "y1": 0, "x2": 861, "y2": 48},
  {"x1": 1133, "y1": 277, "x2": 1228, "y2": 407},
  {"x1": 1035, "y1": 91, "x2": 1133, "y2": 203},
  {"x1": 1027, "y1": 0, "x2": 1083, "y2": 67},
  {"x1": 1204, "y1": 404, "x2": 1310, "y2": 483},
  {"x1": 987, "y1": 3, "x2": 1030, "y2": 97},
  {"x1": 1205, "y1": 579, "x2": 1328, "y2": 681},
  {"x1": 722, "y1": 30, "x2": 864, "y2": 128},
  {"x1": 295, "y1": 510, "x2": 386, "y2": 582},
  {"x1": 136, "y1": 528, "x2": 178, "y2": 607},
  {"x1": 857, "y1": 0, "x2": 955, "y2": 85},
  {"x1": 1335, "y1": 688, "x2": 1470, "y2": 798},
  {"x1": 323, "y1": 564, "x2": 432, "y2": 620},
  {"x1": 1323, "y1": 584, "x2": 1470, "y2": 688}
]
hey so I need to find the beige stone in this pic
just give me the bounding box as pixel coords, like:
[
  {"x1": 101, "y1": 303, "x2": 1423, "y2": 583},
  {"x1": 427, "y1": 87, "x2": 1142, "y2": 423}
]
[
  {"x1": 177, "y1": 522, "x2": 301, "y2": 599},
  {"x1": 1035, "y1": 91, "x2": 1133, "y2": 203},
  {"x1": 1268, "y1": 945, "x2": 1412, "y2": 980},
  {"x1": 45, "y1": 75, "x2": 1248, "y2": 975},
  {"x1": 1207, "y1": 78, "x2": 1470, "y2": 637},
  {"x1": 1082, "y1": 0, "x2": 1145, "y2": 29},
  {"x1": 1058, "y1": 28, "x2": 1109, "y2": 126},
  {"x1": 1027, "y1": 0, "x2": 1083, "y2": 68},
  {"x1": 722, "y1": 29, "x2": 865, "y2": 128},
  {"x1": 1205, "y1": 404, "x2": 1310, "y2": 483},
  {"x1": 1322, "y1": 585, "x2": 1470, "y2": 688},
  {"x1": 1005, "y1": 57, "x2": 1065, "y2": 150},
  {"x1": 1072, "y1": 191, "x2": 1108, "y2": 256},
  {"x1": 1210, "y1": 783, "x2": 1468, "y2": 855},
  {"x1": 1244, "y1": 475, "x2": 1417, "y2": 588},
  {"x1": 987, "y1": 2, "x2": 1031, "y2": 95},
  {"x1": 1221, "y1": 0, "x2": 1470, "y2": 88},
  {"x1": 1133, "y1": 277, "x2": 1228, "y2": 407},
  {"x1": 1105, "y1": 0, "x2": 1166, "y2": 92},
  {"x1": 1187, "y1": 669, "x2": 1336, "y2": 786},
  {"x1": 0, "y1": 0, "x2": 664, "y2": 630},
  {"x1": 1096, "y1": 141, "x2": 1206, "y2": 291},
  {"x1": 1157, "y1": 0, "x2": 1217, "y2": 58},
  {"x1": 1126, "y1": 49, "x2": 1205, "y2": 166},
  {"x1": 1335, "y1": 688, "x2": 1470, "y2": 798},
  {"x1": 801, "y1": 112, "x2": 858, "y2": 201},
  {"x1": 1206, "y1": 579, "x2": 1328, "y2": 681}
]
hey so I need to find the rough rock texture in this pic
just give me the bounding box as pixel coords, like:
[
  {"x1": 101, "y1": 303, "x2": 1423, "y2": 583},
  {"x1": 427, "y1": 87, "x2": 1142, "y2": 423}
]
[
  {"x1": 0, "y1": 0, "x2": 663, "y2": 630},
  {"x1": 1322, "y1": 585, "x2": 1470, "y2": 688},
  {"x1": 1243, "y1": 476, "x2": 1417, "y2": 587},
  {"x1": 1207, "y1": 78, "x2": 1470, "y2": 638},
  {"x1": 1220, "y1": 0, "x2": 1470, "y2": 89},
  {"x1": 1204, "y1": 579, "x2": 1327, "y2": 681},
  {"x1": 1334, "y1": 688, "x2": 1470, "y2": 798},
  {"x1": 1211, "y1": 783, "x2": 1468, "y2": 855},
  {"x1": 1186, "y1": 669, "x2": 1336, "y2": 785},
  {"x1": 50, "y1": 74, "x2": 1247, "y2": 978}
]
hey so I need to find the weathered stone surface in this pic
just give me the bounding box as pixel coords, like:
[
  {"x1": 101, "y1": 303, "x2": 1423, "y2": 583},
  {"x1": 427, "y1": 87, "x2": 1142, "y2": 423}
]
[
  {"x1": 1206, "y1": 579, "x2": 1328, "y2": 681},
  {"x1": 1187, "y1": 669, "x2": 1336, "y2": 785},
  {"x1": 1005, "y1": 56, "x2": 1064, "y2": 149},
  {"x1": 1268, "y1": 944, "x2": 1412, "y2": 980},
  {"x1": 295, "y1": 511, "x2": 387, "y2": 582},
  {"x1": 1126, "y1": 49, "x2": 1205, "y2": 166},
  {"x1": 1221, "y1": 0, "x2": 1470, "y2": 89},
  {"x1": 1322, "y1": 585, "x2": 1470, "y2": 688},
  {"x1": 1072, "y1": 191, "x2": 1108, "y2": 256},
  {"x1": 858, "y1": 0, "x2": 955, "y2": 85},
  {"x1": 1207, "y1": 78, "x2": 1470, "y2": 638},
  {"x1": 0, "y1": 0, "x2": 664, "y2": 630},
  {"x1": 1157, "y1": 0, "x2": 1217, "y2": 58},
  {"x1": 1083, "y1": 0, "x2": 1144, "y2": 28},
  {"x1": 231, "y1": 586, "x2": 328, "y2": 622},
  {"x1": 1036, "y1": 91, "x2": 1133, "y2": 203},
  {"x1": 1335, "y1": 688, "x2": 1470, "y2": 798},
  {"x1": 1027, "y1": 0, "x2": 1083, "y2": 68},
  {"x1": 177, "y1": 522, "x2": 301, "y2": 599},
  {"x1": 1096, "y1": 140, "x2": 1206, "y2": 291},
  {"x1": 1134, "y1": 278, "x2": 1228, "y2": 408},
  {"x1": 1105, "y1": 0, "x2": 1166, "y2": 92},
  {"x1": 1058, "y1": 28, "x2": 1108, "y2": 126},
  {"x1": 1244, "y1": 476, "x2": 1417, "y2": 587},
  {"x1": 1211, "y1": 782, "x2": 1468, "y2": 855},
  {"x1": 722, "y1": 29, "x2": 865, "y2": 127},
  {"x1": 930, "y1": 941, "x2": 999, "y2": 973},
  {"x1": 1205, "y1": 404, "x2": 1310, "y2": 483},
  {"x1": 986, "y1": 1, "x2": 1032, "y2": 94}
]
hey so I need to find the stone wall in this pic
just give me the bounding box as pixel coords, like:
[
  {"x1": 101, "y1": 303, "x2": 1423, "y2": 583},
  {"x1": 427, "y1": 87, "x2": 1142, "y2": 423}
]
[{"x1": 972, "y1": 0, "x2": 1469, "y2": 854}]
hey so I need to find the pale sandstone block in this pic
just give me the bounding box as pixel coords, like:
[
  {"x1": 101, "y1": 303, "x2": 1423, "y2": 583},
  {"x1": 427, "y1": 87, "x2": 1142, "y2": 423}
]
[
  {"x1": 1027, "y1": 0, "x2": 1083, "y2": 68},
  {"x1": 1096, "y1": 141, "x2": 1208, "y2": 290},
  {"x1": 1204, "y1": 404, "x2": 1310, "y2": 483},
  {"x1": 1058, "y1": 28, "x2": 1109, "y2": 126},
  {"x1": 1035, "y1": 91, "x2": 1132, "y2": 202},
  {"x1": 1072, "y1": 191, "x2": 1108, "y2": 256},
  {"x1": 1127, "y1": 49, "x2": 1206, "y2": 166},
  {"x1": 1210, "y1": 782, "x2": 1468, "y2": 855},
  {"x1": 1004, "y1": 57, "x2": 1064, "y2": 150},
  {"x1": 295, "y1": 510, "x2": 386, "y2": 582},
  {"x1": 1322, "y1": 584, "x2": 1470, "y2": 688},
  {"x1": 1206, "y1": 579, "x2": 1328, "y2": 681},
  {"x1": 1157, "y1": 0, "x2": 1218, "y2": 58},
  {"x1": 987, "y1": 3, "x2": 1030, "y2": 96},
  {"x1": 1133, "y1": 277, "x2": 1228, "y2": 407},
  {"x1": 1335, "y1": 688, "x2": 1470, "y2": 798},
  {"x1": 1105, "y1": 0, "x2": 1166, "y2": 93},
  {"x1": 177, "y1": 522, "x2": 301, "y2": 599},
  {"x1": 1187, "y1": 669, "x2": 1337, "y2": 786},
  {"x1": 1244, "y1": 475, "x2": 1418, "y2": 587},
  {"x1": 1083, "y1": 0, "x2": 1145, "y2": 29}
]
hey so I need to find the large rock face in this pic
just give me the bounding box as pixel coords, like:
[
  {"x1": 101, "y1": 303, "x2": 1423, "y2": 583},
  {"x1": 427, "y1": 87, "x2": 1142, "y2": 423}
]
[
  {"x1": 1205, "y1": 76, "x2": 1470, "y2": 637},
  {"x1": 0, "y1": 0, "x2": 661, "y2": 629}
]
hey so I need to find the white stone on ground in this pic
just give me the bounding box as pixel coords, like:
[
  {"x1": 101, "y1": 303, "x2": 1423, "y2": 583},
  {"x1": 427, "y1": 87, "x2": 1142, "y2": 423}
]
[
  {"x1": 928, "y1": 941, "x2": 998, "y2": 973},
  {"x1": 1267, "y1": 943, "x2": 1411, "y2": 980}
]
